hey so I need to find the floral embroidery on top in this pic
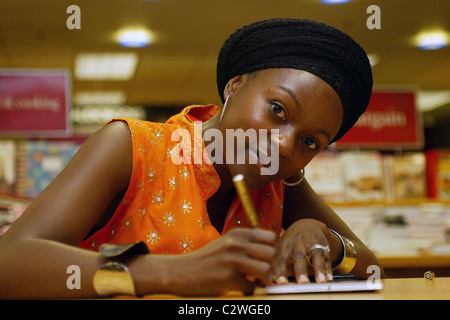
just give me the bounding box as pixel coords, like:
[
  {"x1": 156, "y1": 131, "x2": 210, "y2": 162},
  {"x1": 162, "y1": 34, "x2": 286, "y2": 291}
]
[
  {"x1": 166, "y1": 147, "x2": 175, "y2": 159},
  {"x1": 179, "y1": 166, "x2": 191, "y2": 180},
  {"x1": 136, "y1": 182, "x2": 144, "y2": 194},
  {"x1": 180, "y1": 200, "x2": 192, "y2": 214},
  {"x1": 138, "y1": 207, "x2": 147, "y2": 220},
  {"x1": 147, "y1": 229, "x2": 160, "y2": 245},
  {"x1": 198, "y1": 217, "x2": 205, "y2": 228},
  {"x1": 123, "y1": 216, "x2": 133, "y2": 229},
  {"x1": 163, "y1": 211, "x2": 176, "y2": 227},
  {"x1": 168, "y1": 176, "x2": 177, "y2": 190},
  {"x1": 146, "y1": 167, "x2": 156, "y2": 182},
  {"x1": 110, "y1": 225, "x2": 117, "y2": 237},
  {"x1": 234, "y1": 215, "x2": 243, "y2": 226},
  {"x1": 154, "y1": 129, "x2": 164, "y2": 140},
  {"x1": 151, "y1": 129, "x2": 164, "y2": 145},
  {"x1": 138, "y1": 145, "x2": 146, "y2": 155},
  {"x1": 90, "y1": 239, "x2": 99, "y2": 250},
  {"x1": 152, "y1": 190, "x2": 164, "y2": 205},
  {"x1": 271, "y1": 220, "x2": 278, "y2": 231},
  {"x1": 121, "y1": 198, "x2": 130, "y2": 207},
  {"x1": 179, "y1": 237, "x2": 193, "y2": 253}
]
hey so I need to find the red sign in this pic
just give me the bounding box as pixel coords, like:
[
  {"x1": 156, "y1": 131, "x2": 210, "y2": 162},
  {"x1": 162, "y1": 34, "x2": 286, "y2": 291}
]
[
  {"x1": 335, "y1": 90, "x2": 423, "y2": 149},
  {"x1": 0, "y1": 69, "x2": 72, "y2": 137}
]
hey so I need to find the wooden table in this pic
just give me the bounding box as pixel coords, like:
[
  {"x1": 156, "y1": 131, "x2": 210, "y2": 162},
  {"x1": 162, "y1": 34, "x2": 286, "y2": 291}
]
[
  {"x1": 378, "y1": 255, "x2": 450, "y2": 278},
  {"x1": 255, "y1": 277, "x2": 450, "y2": 300},
  {"x1": 137, "y1": 277, "x2": 450, "y2": 300}
]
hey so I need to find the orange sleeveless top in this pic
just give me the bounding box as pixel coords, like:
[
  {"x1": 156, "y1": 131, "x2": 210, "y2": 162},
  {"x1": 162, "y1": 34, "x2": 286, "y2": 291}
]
[{"x1": 79, "y1": 105, "x2": 285, "y2": 254}]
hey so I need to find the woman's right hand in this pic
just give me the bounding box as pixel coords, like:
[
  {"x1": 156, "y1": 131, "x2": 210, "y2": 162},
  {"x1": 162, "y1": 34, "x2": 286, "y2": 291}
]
[{"x1": 156, "y1": 228, "x2": 276, "y2": 296}]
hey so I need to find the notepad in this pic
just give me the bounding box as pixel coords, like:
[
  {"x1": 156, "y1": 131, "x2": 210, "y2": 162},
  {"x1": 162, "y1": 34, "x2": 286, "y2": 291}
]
[{"x1": 265, "y1": 280, "x2": 383, "y2": 294}]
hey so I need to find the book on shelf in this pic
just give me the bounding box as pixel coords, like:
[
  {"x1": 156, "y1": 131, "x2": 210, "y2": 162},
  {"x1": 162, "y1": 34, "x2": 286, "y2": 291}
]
[
  {"x1": 383, "y1": 152, "x2": 427, "y2": 201},
  {"x1": 305, "y1": 150, "x2": 345, "y2": 202},
  {"x1": 0, "y1": 196, "x2": 28, "y2": 236},
  {"x1": 0, "y1": 140, "x2": 16, "y2": 194},
  {"x1": 340, "y1": 151, "x2": 385, "y2": 202},
  {"x1": 426, "y1": 149, "x2": 450, "y2": 200},
  {"x1": 15, "y1": 140, "x2": 80, "y2": 198}
]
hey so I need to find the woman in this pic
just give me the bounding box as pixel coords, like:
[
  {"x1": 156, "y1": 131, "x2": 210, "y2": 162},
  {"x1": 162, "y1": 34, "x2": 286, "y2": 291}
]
[{"x1": 0, "y1": 18, "x2": 383, "y2": 298}]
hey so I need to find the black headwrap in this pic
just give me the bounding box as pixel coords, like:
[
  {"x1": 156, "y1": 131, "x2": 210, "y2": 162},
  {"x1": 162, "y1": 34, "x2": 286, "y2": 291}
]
[{"x1": 216, "y1": 18, "x2": 373, "y2": 143}]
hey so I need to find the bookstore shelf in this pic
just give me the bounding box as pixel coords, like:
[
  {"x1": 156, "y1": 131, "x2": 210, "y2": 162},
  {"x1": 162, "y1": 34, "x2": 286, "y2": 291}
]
[{"x1": 1, "y1": 139, "x2": 450, "y2": 278}]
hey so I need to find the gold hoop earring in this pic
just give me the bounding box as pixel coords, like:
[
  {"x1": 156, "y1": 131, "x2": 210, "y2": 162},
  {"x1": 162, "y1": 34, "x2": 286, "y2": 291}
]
[
  {"x1": 282, "y1": 168, "x2": 305, "y2": 187},
  {"x1": 219, "y1": 94, "x2": 230, "y2": 123}
]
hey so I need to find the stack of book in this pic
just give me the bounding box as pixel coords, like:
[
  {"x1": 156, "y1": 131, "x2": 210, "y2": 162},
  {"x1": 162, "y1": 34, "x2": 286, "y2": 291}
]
[
  {"x1": 15, "y1": 140, "x2": 80, "y2": 198},
  {"x1": 332, "y1": 205, "x2": 381, "y2": 245},
  {"x1": 0, "y1": 140, "x2": 16, "y2": 194},
  {"x1": 306, "y1": 150, "x2": 430, "y2": 202},
  {"x1": 426, "y1": 149, "x2": 450, "y2": 200},
  {"x1": 405, "y1": 203, "x2": 450, "y2": 253},
  {"x1": 304, "y1": 151, "x2": 345, "y2": 202}
]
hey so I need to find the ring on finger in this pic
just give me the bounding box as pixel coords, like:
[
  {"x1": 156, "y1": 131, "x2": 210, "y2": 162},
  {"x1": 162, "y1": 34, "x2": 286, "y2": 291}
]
[{"x1": 308, "y1": 244, "x2": 330, "y2": 259}]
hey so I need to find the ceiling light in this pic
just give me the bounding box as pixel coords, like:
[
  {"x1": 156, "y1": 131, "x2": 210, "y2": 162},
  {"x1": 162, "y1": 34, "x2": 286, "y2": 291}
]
[
  {"x1": 414, "y1": 30, "x2": 449, "y2": 50},
  {"x1": 74, "y1": 91, "x2": 127, "y2": 105},
  {"x1": 74, "y1": 53, "x2": 138, "y2": 80},
  {"x1": 320, "y1": 0, "x2": 352, "y2": 4},
  {"x1": 71, "y1": 105, "x2": 146, "y2": 125},
  {"x1": 416, "y1": 90, "x2": 450, "y2": 112},
  {"x1": 117, "y1": 29, "x2": 153, "y2": 48},
  {"x1": 367, "y1": 54, "x2": 380, "y2": 68}
]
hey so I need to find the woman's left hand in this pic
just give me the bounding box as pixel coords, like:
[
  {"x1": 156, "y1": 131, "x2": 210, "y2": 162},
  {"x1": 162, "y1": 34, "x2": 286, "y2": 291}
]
[{"x1": 272, "y1": 218, "x2": 336, "y2": 284}]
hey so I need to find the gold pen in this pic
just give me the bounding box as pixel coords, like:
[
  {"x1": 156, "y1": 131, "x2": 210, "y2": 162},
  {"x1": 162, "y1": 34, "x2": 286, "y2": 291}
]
[{"x1": 232, "y1": 174, "x2": 260, "y2": 228}]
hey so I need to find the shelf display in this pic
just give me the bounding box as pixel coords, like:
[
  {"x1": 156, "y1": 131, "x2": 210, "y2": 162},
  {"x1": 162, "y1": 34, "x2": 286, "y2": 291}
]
[
  {"x1": 0, "y1": 136, "x2": 449, "y2": 276},
  {"x1": 304, "y1": 151, "x2": 345, "y2": 202},
  {"x1": 426, "y1": 149, "x2": 450, "y2": 200},
  {"x1": 15, "y1": 140, "x2": 79, "y2": 198}
]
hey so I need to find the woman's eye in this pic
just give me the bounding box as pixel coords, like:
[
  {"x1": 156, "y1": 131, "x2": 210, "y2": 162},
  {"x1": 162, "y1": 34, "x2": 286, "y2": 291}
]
[
  {"x1": 271, "y1": 103, "x2": 286, "y2": 121},
  {"x1": 303, "y1": 137, "x2": 318, "y2": 151}
]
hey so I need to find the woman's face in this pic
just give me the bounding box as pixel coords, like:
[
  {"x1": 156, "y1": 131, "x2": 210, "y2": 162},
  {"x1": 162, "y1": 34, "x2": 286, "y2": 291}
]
[{"x1": 220, "y1": 68, "x2": 343, "y2": 190}]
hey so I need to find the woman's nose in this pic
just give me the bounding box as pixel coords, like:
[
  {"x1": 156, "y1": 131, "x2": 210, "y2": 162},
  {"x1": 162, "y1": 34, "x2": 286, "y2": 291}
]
[{"x1": 272, "y1": 130, "x2": 296, "y2": 158}]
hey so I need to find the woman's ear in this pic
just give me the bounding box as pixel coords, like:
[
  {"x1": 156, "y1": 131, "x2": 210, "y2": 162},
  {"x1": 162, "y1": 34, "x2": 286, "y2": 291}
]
[{"x1": 223, "y1": 75, "x2": 243, "y2": 98}]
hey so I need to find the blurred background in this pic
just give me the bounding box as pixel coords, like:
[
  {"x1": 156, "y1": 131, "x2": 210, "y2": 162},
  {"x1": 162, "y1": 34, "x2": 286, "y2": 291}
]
[
  {"x1": 0, "y1": 0, "x2": 449, "y2": 135},
  {"x1": 0, "y1": 0, "x2": 449, "y2": 278}
]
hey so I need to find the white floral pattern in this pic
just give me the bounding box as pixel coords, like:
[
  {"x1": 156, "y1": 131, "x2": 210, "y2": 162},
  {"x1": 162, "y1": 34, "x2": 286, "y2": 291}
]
[
  {"x1": 163, "y1": 211, "x2": 176, "y2": 227},
  {"x1": 180, "y1": 200, "x2": 192, "y2": 214},
  {"x1": 179, "y1": 237, "x2": 193, "y2": 253},
  {"x1": 152, "y1": 190, "x2": 164, "y2": 205},
  {"x1": 146, "y1": 229, "x2": 160, "y2": 245}
]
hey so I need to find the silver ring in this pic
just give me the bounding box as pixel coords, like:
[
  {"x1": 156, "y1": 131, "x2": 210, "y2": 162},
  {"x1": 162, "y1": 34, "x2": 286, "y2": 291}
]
[{"x1": 308, "y1": 244, "x2": 330, "y2": 258}]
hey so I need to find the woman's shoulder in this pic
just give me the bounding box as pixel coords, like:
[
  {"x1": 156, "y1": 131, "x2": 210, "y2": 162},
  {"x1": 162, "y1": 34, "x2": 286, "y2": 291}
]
[{"x1": 107, "y1": 117, "x2": 163, "y2": 132}]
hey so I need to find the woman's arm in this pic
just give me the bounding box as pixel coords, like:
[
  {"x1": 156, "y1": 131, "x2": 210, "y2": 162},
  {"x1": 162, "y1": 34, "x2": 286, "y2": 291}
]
[
  {"x1": 0, "y1": 121, "x2": 136, "y2": 298},
  {"x1": 273, "y1": 178, "x2": 384, "y2": 283},
  {"x1": 0, "y1": 121, "x2": 276, "y2": 298}
]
